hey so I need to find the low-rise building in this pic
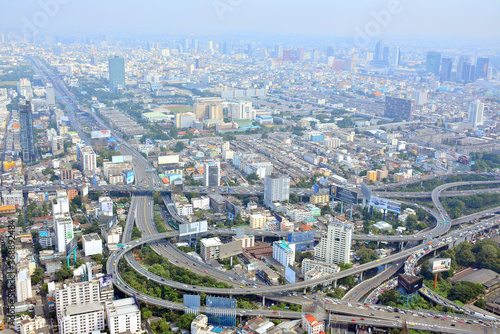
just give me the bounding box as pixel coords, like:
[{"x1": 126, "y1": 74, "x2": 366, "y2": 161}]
[
  {"x1": 200, "y1": 237, "x2": 222, "y2": 261},
  {"x1": 250, "y1": 214, "x2": 266, "y2": 229},
  {"x1": 82, "y1": 233, "x2": 103, "y2": 256},
  {"x1": 105, "y1": 297, "x2": 141, "y2": 334},
  {"x1": 59, "y1": 302, "x2": 105, "y2": 334},
  {"x1": 302, "y1": 314, "x2": 325, "y2": 334}
]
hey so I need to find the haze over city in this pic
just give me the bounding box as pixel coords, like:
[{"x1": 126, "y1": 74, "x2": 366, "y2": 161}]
[{"x1": 0, "y1": 1, "x2": 500, "y2": 334}]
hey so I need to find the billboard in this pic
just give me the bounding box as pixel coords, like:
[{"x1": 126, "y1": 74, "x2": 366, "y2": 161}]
[
  {"x1": 446, "y1": 151, "x2": 470, "y2": 165},
  {"x1": 66, "y1": 236, "x2": 78, "y2": 254},
  {"x1": 369, "y1": 196, "x2": 401, "y2": 214},
  {"x1": 219, "y1": 240, "x2": 242, "y2": 259},
  {"x1": 99, "y1": 274, "x2": 113, "y2": 291},
  {"x1": 429, "y1": 258, "x2": 451, "y2": 273},
  {"x1": 158, "y1": 155, "x2": 180, "y2": 165},
  {"x1": 285, "y1": 266, "x2": 296, "y2": 284},
  {"x1": 112, "y1": 155, "x2": 124, "y2": 163},
  {"x1": 179, "y1": 221, "x2": 208, "y2": 237},
  {"x1": 330, "y1": 185, "x2": 358, "y2": 205},
  {"x1": 398, "y1": 275, "x2": 423, "y2": 294},
  {"x1": 123, "y1": 170, "x2": 134, "y2": 185},
  {"x1": 361, "y1": 183, "x2": 372, "y2": 201},
  {"x1": 91, "y1": 130, "x2": 111, "y2": 139},
  {"x1": 100, "y1": 201, "x2": 113, "y2": 213}
]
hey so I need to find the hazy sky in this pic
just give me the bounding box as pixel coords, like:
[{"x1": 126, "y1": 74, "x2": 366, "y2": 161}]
[{"x1": 1, "y1": 0, "x2": 499, "y2": 39}]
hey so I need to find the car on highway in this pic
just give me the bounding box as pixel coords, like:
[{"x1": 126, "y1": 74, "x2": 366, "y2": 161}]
[{"x1": 272, "y1": 311, "x2": 278, "y2": 314}]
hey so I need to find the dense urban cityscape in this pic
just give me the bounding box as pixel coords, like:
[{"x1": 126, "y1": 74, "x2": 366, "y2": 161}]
[{"x1": 0, "y1": 1, "x2": 500, "y2": 334}]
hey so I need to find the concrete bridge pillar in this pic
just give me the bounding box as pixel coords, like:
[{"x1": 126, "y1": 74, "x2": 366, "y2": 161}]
[
  {"x1": 333, "y1": 280, "x2": 337, "y2": 288},
  {"x1": 262, "y1": 295, "x2": 266, "y2": 306},
  {"x1": 434, "y1": 249, "x2": 437, "y2": 257}
]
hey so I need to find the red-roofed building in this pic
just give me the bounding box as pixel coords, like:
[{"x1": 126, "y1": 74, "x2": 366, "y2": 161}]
[
  {"x1": 300, "y1": 225, "x2": 313, "y2": 231},
  {"x1": 302, "y1": 314, "x2": 325, "y2": 334}
]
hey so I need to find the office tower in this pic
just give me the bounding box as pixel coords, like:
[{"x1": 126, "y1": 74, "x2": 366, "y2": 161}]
[
  {"x1": 19, "y1": 100, "x2": 36, "y2": 163},
  {"x1": 222, "y1": 41, "x2": 232, "y2": 55},
  {"x1": 426, "y1": 51, "x2": 441, "y2": 76},
  {"x1": 264, "y1": 173, "x2": 290, "y2": 205},
  {"x1": 193, "y1": 39, "x2": 199, "y2": 52},
  {"x1": 414, "y1": 90, "x2": 428, "y2": 105},
  {"x1": 105, "y1": 298, "x2": 142, "y2": 334},
  {"x1": 326, "y1": 46, "x2": 335, "y2": 58},
  {"x1": 16, "y1": 269, "x2": 32, "y2": 302},
  {"x1": 208, "y1": 104, "x2": 223, "y2": 120},
  {"x1": 80, "y1": 145, "x2": 96, "y2": 172},
  {"x1": 440, "y1": 58, "x2": 453, "y2": 82},
  {"x1": 108, "y1": 56, "x2": 125, "y2": 93},
  {"x1": 246, "y1": 44, "x2": 253, "y2": 57},
  {"x1": 174, "y1": 113, "x2": 196, "y2": 128},
  {"x1": 457, "y1": 56, "x2": 470, "y2": 80},
  {"x1": 53, "y1": 189, "x2": 74, "y2": 253},
  {"x1": 475, "y1": 57, "x2": 489, "y2": 80},
  {"x1": 195, "y1": 58, "x2": 205, "y2": 69},
  {"x1": 382, "y1": 44, "x2": 390, "y2": 63},
  {"x1": 184, "y1": 38, "x2": 191, "y2": 52},
  {"x1": 312, "y1": 49, "x2": 319, "y2": 62},
  {"x1": 462, "y1": 62, "x2": 475, "y2": 82},
  {"x1": 59, "y1": 302, "x2": 105, "y2": 334},
  {"x1": 374, "y1": 40, "x2": 383, "y2": 62},
  {"x1": 384, "y1": 96, "x2": 415, "y2": 121},
  {"x1": 55, "y1": 280, "x2": 101, "y2": 318},
  {"x1": 228, "y1": 101, "x2": 255, "y2": 120},
  {"x1": 274, "y1": 45, "x2": 283, "y2": 58},
  {"x1": 46, "y1": 83, "x2": 56, "y2": 106},
  {"x1": 391, "y1": 47, "x2": 401, "y2": 66},
  {"x1": 469, "y1": 100, "x2": 484, "y2": 127},
  {"x1": 314, "y1": 222, "x2": 353, "y2": 265},
  {"x1": 273, "y1": 240, "x2": 295, "y2": 267},
  {"x1": 204, "y1": 161, "x2": 220, "y2": 187}
]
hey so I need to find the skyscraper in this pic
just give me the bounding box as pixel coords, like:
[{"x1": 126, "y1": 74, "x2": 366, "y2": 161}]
[
  {"x1": 19, "y1": 100, "x2": 36, "y2": 163},
  {"x1": 326, "y1": 46, "x2": 335, "y2": 58},
  {"x1": 457, "y1": 56, "x2": 470, "y2": 81},
  {"x1": 108, "y1": 56, "x2": 125, "y2": 93},
  {"x1": 475, "y1": 57, "x2": 489, "y2": 80},
  {"x1": 264, "y1": 173, "x2": 290, "y2": 205},
  {"x1": 462, "y1": 62, "x2": 476, "y2": 82},
  {"x1": 53, "y1": 189, "x2": 73, "y2": 253},
  {"x1": 469, "y1": 100, "x2": 484, "y2": 127},
  {"x1": 382, "y1": 45, "x2": 390, "y2": 64},
  {"x1": 384, "y1": 96, "x2": 415, "y2": 121},
  {"x1": 46, "y1": 83, "x2": 56, "y2": 106},
  {"x1": 440, "y1": 58, "x2": 453, "y2": 82},
  {"x1": 204, "y1": 161, "x2": 220, "y2": 187},
  {"x1": 314, "y1": 222, "x2": 353, "y2": 265},
  {"x1": 222, "y1": 41, "x2": 232, "y2": 55},
  {"x1": 374, "y1": 40, "x2": 383, "y2": 62},
  {"x1": 391, "y1": 47, "x2": 401, "y2": 67},
  {"x1": 426, "y1": 51, "x2": 441, "y2": 76}
]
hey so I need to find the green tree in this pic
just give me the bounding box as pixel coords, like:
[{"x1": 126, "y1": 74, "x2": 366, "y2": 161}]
[
  {"x1": 72, "y1": 195, "x2": 82, "y2": 207},
  {"x1": 177, "y1": 313, "x2": 196, "y2": 329},
  {"x1": 357, "y1": 247, "x2": 377, "y2": 264}
]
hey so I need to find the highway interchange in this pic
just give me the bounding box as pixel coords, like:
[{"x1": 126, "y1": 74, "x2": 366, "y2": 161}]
[{"x1": 33, "y1": 58, "x2": 500, "y2": 333}]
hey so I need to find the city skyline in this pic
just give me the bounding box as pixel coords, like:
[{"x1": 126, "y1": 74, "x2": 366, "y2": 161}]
[{"x1": 0, "y1": 0, "x2": 499, "y2": 41}]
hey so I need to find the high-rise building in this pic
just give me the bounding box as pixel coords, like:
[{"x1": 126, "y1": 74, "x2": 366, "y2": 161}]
[
  {"x1": 55, "y1": 280, "x2": 101, "y2": 319},
  {"x1": 105, "y1": 298, "x2": 142, "y2": 334},
  {"x1": 19, "y1": 100, "x2": 36, "y2": 163},
  {"x1": 16, "y1": 269, "x2": 32, "y2": 302},
  {"x1": 382, "y1": 45, "x2": 390, "y2": 64},
  {"x1": 222, "y1": 41, "x2": 232, "y2": 55},
  {"x1": 53, "y1": 189, "x2": 74, "y2": 253},
  {"x1": 204, "y1": 161, "x2": 220, "y2": 187},
  {"x1": 314, "y1": 222, "x2": 353, "y2": 265},
  {"x1": 468, "y1": 100, "x2": 484, "y2": 127},
  {"x1": 384, "y1": 96, "x2": 415, "y2": 121},
  {"x1": 475, "y1": 57, "x2": 489, "y2": 80},
  {"x1": 391, "y1": 47, "x2": 401, "y2": 66},
  {"x1": 80, "y1": 145, "x2": 96, "y2": 172},
  {"x1": 440, "y1": 58, "x2": 453, "y2": 82},
  {"x1": 228, "y1": 101, "x2": 255, "y2": 120},
  {"x1": 17, "y1": 78, "x2": 33, "y2": 99},
  {"x1": 108, "y1": 56, "x2": 125, "y2": 93},
  {"x1": 264, "y1": 173, "x2": 290, "y2": 205},
  {"x1": 457, "y1": 56, "x2": 470, "y2": 80},
  {"x1": 208, "y1": 104, "x2": 223, "y2": 120},
  {"x1": 326, "y1": 46, "x2": 334, "y2": 58},
  {"x1": 273, "y1": 240, "x2": 295, "y2": 267},
  {"x1": 426, "y1": 51, "x2": 441, "y2": 76},
  {"x1": 174, "y1": 112, "x2": 196, "y2": 128},
  {"x1": 462, "y1": 62, "x2": 476, "y2": 82},
  {"x1": 374, "y1": 40, "x2": 383, "y2": 62},
  {"x1": 46, "y1": 83, "x2": 56, "y2": 106},
  {"x1": 59, "y1": 302, "x2": 105, "y2": 334},
  {"x1": 414, "y1": 90, "x2": 428, "y2": 105}
]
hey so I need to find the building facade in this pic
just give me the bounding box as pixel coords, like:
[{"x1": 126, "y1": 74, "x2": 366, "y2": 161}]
[{"x1": 314, "y1": 222, "x2": 352, "y2": 265}]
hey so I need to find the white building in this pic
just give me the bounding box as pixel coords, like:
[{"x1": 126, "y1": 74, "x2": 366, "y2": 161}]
[
  {"x1": 191, "y1": 196, "x2": 210, "y2": 210},
  {"x1": 82, "y1": 233, "x2": 103, "y2": 256},
  {"x1": 55, "y1": 280, "x2": 101, "y2": 319},
  {"x1": 264, "y1": 173, "x2": 290, "y2": 206},
  {"x1": 53, "y1": 190, "x2": 73, "y2": 253},
  {"x1": 273, "y1": 240, "x2": 295, "y2": 267},
  {"x1": 59, "y1": 302, "x2": 105, "y2": 334},
  {"x1": 469, "y1": 99, "x2": 484, "y2": 127},
  {"x1": 324, "y1": 137, "x2": 341, "y2": 149},
  {"x1": 98, "y1": 196, "x2": 114, "y2": 217},
  {"x1": 16, "y1": 269, "x2": 32, "y2": 302},
  {"x1": 105, "y1": 298, "x2": 142, "y2": 334},
  {"x1": 314, "y1": 222, "x2": 352, "y2": 265},
  {"x1": 191, "y1": 314, "x2": 208, "y2": 334},
  {"x1": 204, "y1": 161, "x2": 220, "y2": 187},
  {"x1": 177, "y1": 204, "x2": 193, "y2": 216},
  {"x1": 46, "y1": 84, "x2": 56, "y2": 106},
  {"x1": 249, "y1": 214, "x2": 266, "y2": 229},
  {"x1": 302, "y1": 314, "x2": 325, "y2": 334},
  {"x1": 80, "y1": 145, "x2": 97, "y2": 172},
  {"x1": 200, "y1": 237, "x2": 222, "y2": 261},
  {"x1": 301, "y1": 259, "x2": 340, "y2": 275},
  {"x1": 14, "y1": 315, "x2": 47, "y2": 334},
  {"x1": 2, "y1": 190, "x2": 24, "y2": 206},
  {"x1": 228, "y1": 101, "x2": 256, "y2": 120}
]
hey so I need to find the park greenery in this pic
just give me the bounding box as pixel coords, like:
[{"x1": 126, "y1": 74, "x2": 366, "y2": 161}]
[
  {"x1": 137, "y1": 245, "x2": 232, "y2": 289},
  {"x1": 441, "y1": 193, "x2": 500, "y2": 219},
  {"x1": 470, "y1": 152, "x2": 500, "y2": 172}
]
